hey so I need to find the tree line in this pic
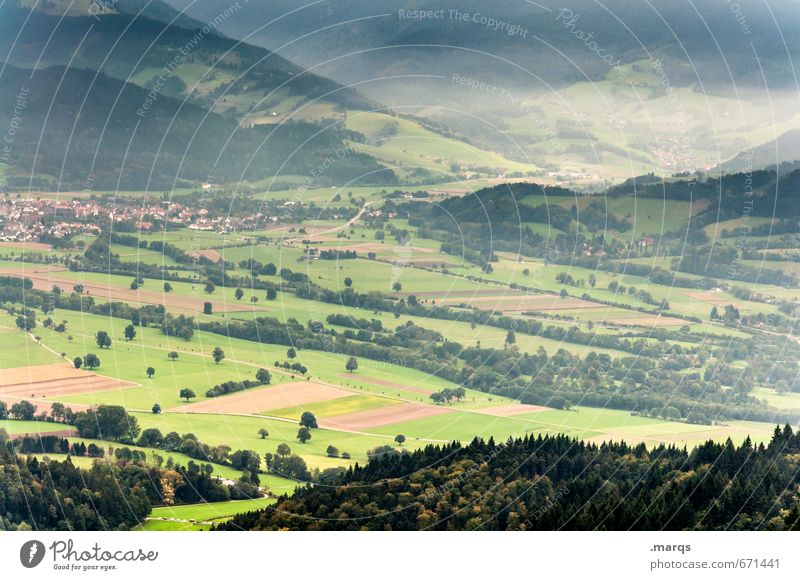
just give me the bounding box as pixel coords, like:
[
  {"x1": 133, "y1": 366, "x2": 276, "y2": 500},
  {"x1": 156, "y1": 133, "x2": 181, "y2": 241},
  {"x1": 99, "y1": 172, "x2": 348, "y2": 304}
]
[{"x1": 217, "y1": 427, "x2": 800, "y2": 531}]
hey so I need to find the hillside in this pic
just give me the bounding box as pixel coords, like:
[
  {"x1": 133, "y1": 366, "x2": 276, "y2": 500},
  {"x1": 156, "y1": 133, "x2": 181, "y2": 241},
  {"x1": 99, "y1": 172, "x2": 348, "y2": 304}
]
[
  {"x1": 164, "y1": 0, "x2": 800, "y2": 181},
  {"x1": 1, "y1": 171, "x2": 800, "y2": 531},
  {"x1": 17, "y1": 0, "x2": 207, "y2": 29},
  {"x1": 2, "y1": 0, "x2": 800, "y2": 540},
  {"x1": 0, "y1": 63, "x2": 388, "y2": 189},
  {"x1": 217, "y1": 431, "x2": 800, "y2": 530},
  {"x1": 0, "y1": 2, "x2": 373, "y2": 117},
  {"x1": 718, "y1": 129, "x2": 800, "y2": 174},
  {"x1": 166, "y1": 0, "x2": 800, "y2": 93},
  {"x1": 0, "y1": 1, "x2": 542, "y2": 188}
]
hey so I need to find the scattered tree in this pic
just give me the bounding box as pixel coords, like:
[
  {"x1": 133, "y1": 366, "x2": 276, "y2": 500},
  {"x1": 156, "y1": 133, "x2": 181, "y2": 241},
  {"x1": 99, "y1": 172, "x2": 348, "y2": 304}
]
[
  {"x1": 212, "y1": 347, "x2": 225, "y2": 364},
  {"x1": 95, "y1": 330, "x2": 112, "y2": 349},
  {"x1": 297, "y1": 426, "x2": 312, "y2": 443},
  {"x1": 299, "y1": 411, "x2": 318, "y2": 429},
  {"x1": 83, "y1": 353, "x2": 100, "y2": 369},
  {"x1": 179, "y1": 388, "x2": 196, "y2": 402}
]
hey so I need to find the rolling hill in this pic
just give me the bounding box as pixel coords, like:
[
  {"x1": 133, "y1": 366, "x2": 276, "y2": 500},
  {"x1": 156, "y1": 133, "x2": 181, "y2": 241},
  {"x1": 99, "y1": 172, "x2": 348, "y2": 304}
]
[
  {"x1": 0, "y1": 63, "x2": 389, "y2": 189},
  {"x1": 0, "y1": 0, "x2": 546, "y2": 189},
  {"x1": 162, "y1": 0, "x2": 800, "y2": 180}
]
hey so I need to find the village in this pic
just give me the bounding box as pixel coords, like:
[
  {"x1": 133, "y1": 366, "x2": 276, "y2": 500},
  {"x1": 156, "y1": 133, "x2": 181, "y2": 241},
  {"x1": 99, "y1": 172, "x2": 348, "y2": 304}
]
[{"x1": 0, "y1": 195, "x2": 270, "y2": 243}]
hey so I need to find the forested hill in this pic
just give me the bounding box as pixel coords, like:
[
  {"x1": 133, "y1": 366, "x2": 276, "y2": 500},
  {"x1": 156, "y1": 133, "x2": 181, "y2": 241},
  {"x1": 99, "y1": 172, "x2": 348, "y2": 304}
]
[
  {"x1": 429, "y1": 168, "x2": 800, "y2": 231},
  {"x1": 0, "y1": 64, "x2": 389, "y2": 190},
  {"x1": 217, "y1": 428, "x2": 800, "y2": 531},
  {"x1": 0, "y1": 3, "x2": 371, "y2": 110}
]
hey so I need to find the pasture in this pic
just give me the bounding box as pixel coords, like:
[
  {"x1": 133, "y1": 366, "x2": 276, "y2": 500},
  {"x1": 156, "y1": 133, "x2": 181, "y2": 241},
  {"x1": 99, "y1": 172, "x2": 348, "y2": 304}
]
[{"x1": 139, "y1": 497, "x2": 278, "y2": 531}]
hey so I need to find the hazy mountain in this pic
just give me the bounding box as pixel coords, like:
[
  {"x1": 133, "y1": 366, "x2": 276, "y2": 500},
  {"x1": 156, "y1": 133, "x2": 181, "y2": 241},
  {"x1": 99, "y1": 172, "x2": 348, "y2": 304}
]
[
  {"x1": 161, "y1": 0, "x2": 800, "y2": 180},
  {"x1": 718, "y1": 129, "x2": 800, "y2": 174},
  {"x1": 15, "y1": 0, "x2": 207, "y2": 29},
  {"x1": 163, "y1": 0, "x2": 800, "y2": 96},
  {"x1": 0, "y1": 1, "x2": 374, "y2": 117}
]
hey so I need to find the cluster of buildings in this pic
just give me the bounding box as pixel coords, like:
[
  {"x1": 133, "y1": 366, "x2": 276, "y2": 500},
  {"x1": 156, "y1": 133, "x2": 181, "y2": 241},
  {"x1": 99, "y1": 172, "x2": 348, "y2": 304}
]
[
  {"x1": 0, "y1": 198, "x2": 102, "y2": 242},
  {"x1": 0, "y1": 197, "x2": 268, "y2": 243}
]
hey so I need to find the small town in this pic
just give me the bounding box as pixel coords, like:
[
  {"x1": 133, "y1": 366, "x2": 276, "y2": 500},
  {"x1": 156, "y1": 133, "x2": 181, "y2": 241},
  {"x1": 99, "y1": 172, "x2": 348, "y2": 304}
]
[{"x1": 0, "y1": 195, "x2": 270, "y2": 242}]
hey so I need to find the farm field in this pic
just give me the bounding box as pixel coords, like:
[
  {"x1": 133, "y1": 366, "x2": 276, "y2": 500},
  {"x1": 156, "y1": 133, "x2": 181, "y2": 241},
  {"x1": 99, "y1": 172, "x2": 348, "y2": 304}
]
[
  {"x1": 131, "y1": 410, "x2": 431, "y2": 471},
  {"x1": 369, "y1": 406, "x2": 777, "y2": 447},
  {"x1": 15, "y1": 296, "x2": 752, "y2": 466},
  {"x1": 0, "y1": 234, "x2": 789, "y2": 473},
  {"x1": 752, "y1": 387, "x2": 800, "y2": 411},
  {"x1": 0, "y1": 419, "x2": 75, "y2": 436},
  {"x1": 2, "y1": 174, "x2": 799, "y2": 535},
  {"x1": 138, "y1": 497, "x2": 278, "y2": 531},
  {"x1": 5, "y1": 0, "x2": 800, "y2": 536},
  {"x1": 345, "y1": 110, "x2": 540, "y2": 178}
]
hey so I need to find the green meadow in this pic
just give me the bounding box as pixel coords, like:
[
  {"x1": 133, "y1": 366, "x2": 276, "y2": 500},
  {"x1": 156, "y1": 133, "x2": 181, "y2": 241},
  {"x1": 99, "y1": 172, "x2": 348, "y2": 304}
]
[{"x1": 137, "y1": 497, "x2": 279, "y2": 530}]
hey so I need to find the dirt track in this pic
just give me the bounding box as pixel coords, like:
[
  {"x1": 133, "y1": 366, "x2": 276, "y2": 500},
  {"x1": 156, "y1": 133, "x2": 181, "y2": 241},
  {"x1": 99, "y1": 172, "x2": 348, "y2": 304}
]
[
  {"x1": 0, "y1": 241, "x2": 53, "y2": 252},
  {"x1": 602, "y1": 314, "x2": 687, "y2": 327},
  {"x1": 437, "y1": 293, "x2": 603, "y2": 312},
  {"x1": 474, "y1": 403, "x2": 548, "y2": 417},
  {"x1": 337, "y1": 374, "x2": 430, "y2": 394}
]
